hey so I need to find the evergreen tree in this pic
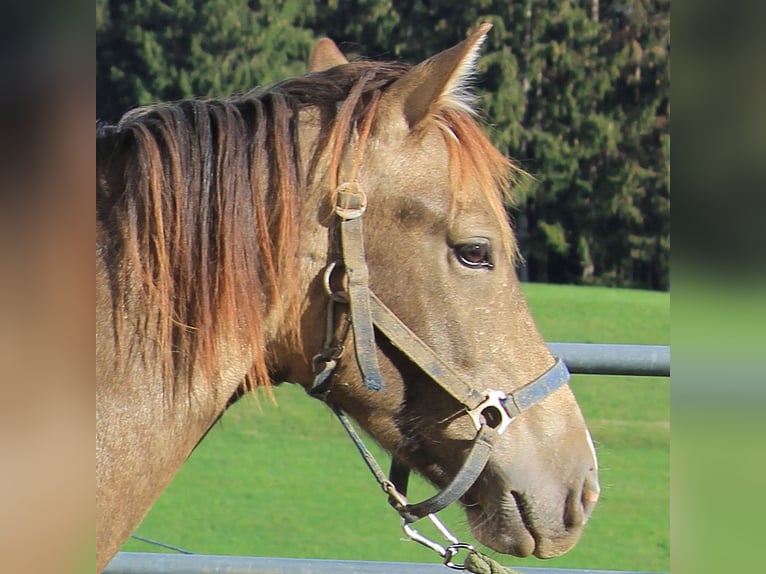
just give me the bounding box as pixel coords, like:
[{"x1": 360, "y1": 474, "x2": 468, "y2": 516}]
[
  {"x1": 97, "y1": 0, "x2": 317, "y2": 122},
  {"x1": 594, "y1": 0, "x2": 669, "y2": 289},
  {"x1": 96, "y1": 0, "x2": 669, "y2": 289},
  {"x1": 313, "y1": 1, "x2": 669, "y2": 288}
]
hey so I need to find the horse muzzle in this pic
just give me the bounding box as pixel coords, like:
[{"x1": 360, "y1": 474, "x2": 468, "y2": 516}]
[{"x1": 464, "y1": 447, "x2": 600, "y2": 558}]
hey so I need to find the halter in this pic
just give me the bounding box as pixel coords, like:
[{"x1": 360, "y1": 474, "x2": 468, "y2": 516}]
[{"x1": 305, "y1": 95, "x2": 571, "y2": 570}]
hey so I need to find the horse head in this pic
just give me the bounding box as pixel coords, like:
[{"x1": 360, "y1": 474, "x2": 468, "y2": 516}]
[{"x1": 274, "y1": 25, "x2": 600, "y2": 559}]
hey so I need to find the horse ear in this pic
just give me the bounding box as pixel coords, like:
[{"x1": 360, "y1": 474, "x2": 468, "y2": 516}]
[
  {"x1": 309, "y1": 38, "x2": 349, "y2": 72},
  {"x1": 382, "y1": 22, "x2": 492, "y2": 129}
]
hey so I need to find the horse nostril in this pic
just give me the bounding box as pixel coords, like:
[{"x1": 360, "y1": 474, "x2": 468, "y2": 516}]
[
  {"x1": 582, "y1": 485, "x2": 599, "y2": 517},
  {"x1": 563, "y1": 488, "x2": 584, "y2": 529},
  {"x1": 582, "y1": 469, "x2": 600, "y2": 518},
  {"x1": 564, "y1": 478, "x2": 600, "y2": 529}
]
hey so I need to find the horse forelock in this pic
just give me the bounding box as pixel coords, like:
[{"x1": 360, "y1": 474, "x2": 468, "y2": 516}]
[
  {"x1": 432, "y1": 107, "x2": 521, "y2": 263},
  {"x1": 318, "y1": 64, "x2": 520, "y2": 265},
  {"x1": 97, "y1": 60, "x2": 518, "y2": 396}
]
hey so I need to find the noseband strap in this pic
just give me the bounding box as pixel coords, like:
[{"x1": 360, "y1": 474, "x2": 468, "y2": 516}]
[{"x1": 384, "y1": 357, "x2": 569, "y2": 523}]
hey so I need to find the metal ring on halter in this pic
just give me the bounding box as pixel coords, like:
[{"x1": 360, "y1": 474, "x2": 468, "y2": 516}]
[
  {"x1": 322, "y1": 260, "x2": 349, "y2": 303},
  {"x1": 466, "y1": 389, "x2": 514, "y2": 435},
  {"x1": 443, "y1": 543, "x2": 477, "y2": 571}
]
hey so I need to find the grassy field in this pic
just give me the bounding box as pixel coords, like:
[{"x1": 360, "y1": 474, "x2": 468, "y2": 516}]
[{"x1": 121, "y1": 283, "x2": 670, "y2": 572}]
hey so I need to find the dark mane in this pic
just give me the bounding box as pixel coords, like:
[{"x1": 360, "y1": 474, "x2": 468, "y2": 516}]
[{"x1": 96, "y1": 60, "x2": 514, "y2": 394}]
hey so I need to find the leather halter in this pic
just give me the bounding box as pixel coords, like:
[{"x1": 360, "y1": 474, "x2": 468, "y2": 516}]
[
  {"x1": 307, "y1": 182, "x2": 572, "y2": 525},
  {"x1": 304, "y1": 95, "x2": 571, "y2": 568}
]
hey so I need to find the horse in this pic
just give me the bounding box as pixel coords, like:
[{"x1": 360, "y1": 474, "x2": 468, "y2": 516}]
[{"x1": 96, "y1": 24, "x2": 599, "y2": 572}]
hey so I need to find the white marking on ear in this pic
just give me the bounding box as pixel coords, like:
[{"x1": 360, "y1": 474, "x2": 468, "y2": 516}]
[
  {"x1": 382, "y1": 22, "x2": 493, "y2": 129},
  {"x1": 437, "y1": 32, "x2": 487, "y2": 115}
]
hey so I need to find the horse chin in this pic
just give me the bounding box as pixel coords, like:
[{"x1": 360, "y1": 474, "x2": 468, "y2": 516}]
[
  {"x1": 464, "y1": 494, "x2": 580, "y2": 559},
  {"x1": 464, "y1": 497, "x2": 536, "y2": 558}
]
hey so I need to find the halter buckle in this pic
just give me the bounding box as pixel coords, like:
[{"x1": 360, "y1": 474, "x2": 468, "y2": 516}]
[
  {"x1": 334, "y1": 182, "x2": 367, "y2": 219},
  {"x1": 467, "y1": 390, "x2": 514, "y2": 435}
]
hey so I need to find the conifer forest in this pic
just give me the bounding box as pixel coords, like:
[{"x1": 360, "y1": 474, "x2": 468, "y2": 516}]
[{"x1": 97, "y1": 0, "x2": 669, "y2": 289}]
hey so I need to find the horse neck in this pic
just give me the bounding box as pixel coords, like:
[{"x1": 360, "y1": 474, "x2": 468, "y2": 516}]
[
  {"x1": 97, "y1": 131, "x2": 279, "y2": 570},
  {"x1": 97, "y1": 225, "x2": 256, "y2": 567}
]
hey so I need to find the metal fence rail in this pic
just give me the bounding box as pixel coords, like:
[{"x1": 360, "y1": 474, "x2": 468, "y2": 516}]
[
  {"x1": 547, "y1": 343, "x2": 669, "y2": 377},
  {"x1": 105, "y1": 343, "x2": 670, "y2": 574},
  {"x1": 105, "y1": 553, "x2": 663, "y2": 574}
]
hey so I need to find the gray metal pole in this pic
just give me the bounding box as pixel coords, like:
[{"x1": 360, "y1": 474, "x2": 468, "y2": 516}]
[
  {"x1": 104, "y1": 553, "x2": 664, "y2": 574},
  {"x1": 547, "y1": 343, "x2": 670, "y2": 377}
]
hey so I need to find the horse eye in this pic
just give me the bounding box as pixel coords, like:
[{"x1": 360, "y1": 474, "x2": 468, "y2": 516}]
[{"x1": 455, "y1": 241, "x2": 494, "y2": 269}]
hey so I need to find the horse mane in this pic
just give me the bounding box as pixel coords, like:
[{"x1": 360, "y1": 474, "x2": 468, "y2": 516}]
[{"x1": 96, "y1": 60, "x2": 517, "y2": 396}]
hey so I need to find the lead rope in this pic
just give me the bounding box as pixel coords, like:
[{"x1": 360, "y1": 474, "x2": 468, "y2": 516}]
[
  {"x1": 464, "y1": 552, "x2": 520, "y2": 574},
  {"x1": 328, "y1": 405, "x2": 518, "y2": 573}
]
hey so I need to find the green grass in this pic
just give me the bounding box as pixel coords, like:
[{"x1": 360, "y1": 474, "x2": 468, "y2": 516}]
[{"x1": 121, "y1": 283, "x2": 669, "y2": 572}]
